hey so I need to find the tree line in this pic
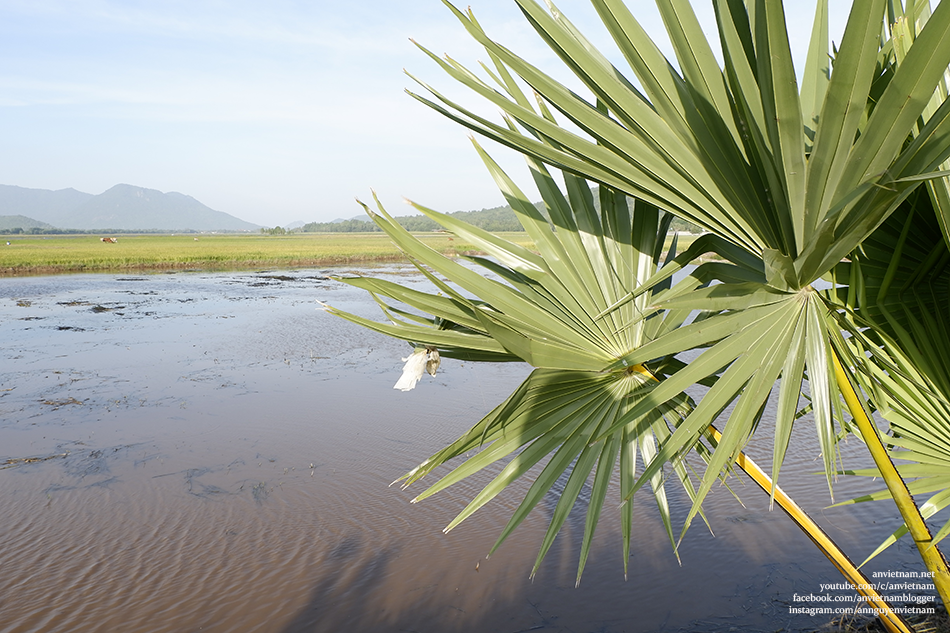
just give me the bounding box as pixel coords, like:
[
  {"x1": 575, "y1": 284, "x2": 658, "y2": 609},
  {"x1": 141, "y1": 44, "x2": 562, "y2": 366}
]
[{"x1": 293, "y1": 201, "x2": 702, "y2": 234}]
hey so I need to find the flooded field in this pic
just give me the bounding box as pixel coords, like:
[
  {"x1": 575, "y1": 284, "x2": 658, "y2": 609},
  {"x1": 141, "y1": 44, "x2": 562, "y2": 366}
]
[{"x1": 0, "y1": 267, "x2": 937, "y2": 632}]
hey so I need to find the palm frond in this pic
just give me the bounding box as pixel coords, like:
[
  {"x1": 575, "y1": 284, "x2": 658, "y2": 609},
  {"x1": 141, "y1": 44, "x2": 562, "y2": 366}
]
[
  {"x1": 328, "y1": 149, "x2": 711, "y2": 580},
  {"x1": 334, "y1": 0, "x2": 950, "y2": 621}
]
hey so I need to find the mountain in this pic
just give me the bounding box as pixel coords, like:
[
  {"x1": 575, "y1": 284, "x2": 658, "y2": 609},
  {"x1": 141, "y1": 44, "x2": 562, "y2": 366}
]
[
  {"x1": 69, "y1": 185, "x2": 259, "y2": 231},
  {"x1": 0, "y1": 215, "x2": 54, "y2": 231},
  {"x1": 0, "y1": 184, "x2": 259, "y2": 231},
  {"x1": 300, "y1": 198, "x2": 704, "y2": 234},
  {"x1": 301, "y1": 205, "x2": 528, "y2": 233},
  {"x1": 0, "y1": 185, "x2": 92, "y2": 226}
]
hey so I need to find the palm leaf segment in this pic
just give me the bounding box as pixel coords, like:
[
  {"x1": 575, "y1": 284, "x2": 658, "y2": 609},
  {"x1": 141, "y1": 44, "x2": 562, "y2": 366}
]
[
  {"x1": 327, "y1": 146, "x2": 723, "y2": 582},
  {"x1": 787, "y1": 3, "x2": 950, "y2": 565},
  {"x1": 834, "y1": 185, "x2": 950, "y2": 563},
  {"x1": 407, "y1": 0, "x2": 950, "y2": 521},
  {"x1": 411, "y1": 0, "x2": 950, "y2": 273}
]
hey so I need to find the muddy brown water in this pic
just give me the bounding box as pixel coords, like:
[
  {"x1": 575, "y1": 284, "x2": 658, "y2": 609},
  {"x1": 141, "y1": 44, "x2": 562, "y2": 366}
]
[{"x1": 0, "y1": 267, "x2": 938, "y2": 633}]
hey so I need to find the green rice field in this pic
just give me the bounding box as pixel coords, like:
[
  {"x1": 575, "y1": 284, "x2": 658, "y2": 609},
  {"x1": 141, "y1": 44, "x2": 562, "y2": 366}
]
[
  {"x1": 0, "y1": 232, "x2": 537, "y2": 275},
  {"x1": 0, "y1": 231, "x2": 697, "y2": 275}
]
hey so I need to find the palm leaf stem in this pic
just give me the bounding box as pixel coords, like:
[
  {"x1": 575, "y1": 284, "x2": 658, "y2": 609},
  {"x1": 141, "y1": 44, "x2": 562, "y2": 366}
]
[
  {"x1": 832, "y1": 350, "x2": 950, "y2": 605},
  {"x1": 706, "y1": 423, "x2": 910, "y2": 633}
]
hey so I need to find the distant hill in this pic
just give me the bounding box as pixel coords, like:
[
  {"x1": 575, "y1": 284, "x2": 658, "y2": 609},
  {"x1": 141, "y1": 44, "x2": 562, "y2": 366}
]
[
  {"x1": 0, "y1": 184, "x2": 259, "y2": 232},
  {"x1": 0, "y1": 215, "x2": 54, "y2": 232},
  {"x1": 68, "y1": 185, "x2": 259, "y2": 231},
  {"x1": 0, "y1": 185, "x2": 92, "y2": 226},
  {"x1": 300, "y1": 204, "x2": 530, "y2": 233},
  {"x1": 299, "y1": 200, "x2": 703, "y2": 234}
]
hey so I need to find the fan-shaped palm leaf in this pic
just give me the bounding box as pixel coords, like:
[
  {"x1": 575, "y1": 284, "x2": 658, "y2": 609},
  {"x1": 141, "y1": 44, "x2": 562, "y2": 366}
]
[
  {"x1": 329, "y1": 153, "x2": 912, "y2": 627},
  {"x1": 809, "y1": 0, "x2": 950, "y2": 575},
  {"x1": 328, "y1": 145, "x2": 713, "y2": 582},
  {"x1": 829, "y1": 182, "x2": 950, "y2": 565},
  {"x1": 403, "y1": 0, "x2": 950, "y2": 608}
]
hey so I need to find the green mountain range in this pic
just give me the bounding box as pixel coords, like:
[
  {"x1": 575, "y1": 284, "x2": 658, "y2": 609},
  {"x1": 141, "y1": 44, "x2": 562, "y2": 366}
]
[
  {"x1": 299, "y1": 202, "x2": 702, "y2": 234},
  {"x1": 0, "y1": 184, "x2": 259, "y2": 232},
  {"x1": 0, "y1": 215, "x2": 54, "y2": 232}
]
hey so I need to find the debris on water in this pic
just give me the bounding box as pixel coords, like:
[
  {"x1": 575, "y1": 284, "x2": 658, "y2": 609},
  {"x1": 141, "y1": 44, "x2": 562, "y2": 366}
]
[
  {"x1": 251, "y1": 481, "x2": 269, "y2": 504},
  {"x1": 66, "y1": 448, "x2": 109, "y2": 478},
  {"x1": 256, "y1": 274, "x2": 297, "y2": 282},
  {"x1": 0, "y1": 452, "x2": 69, "y2": 470},
  {"x1": 16, "y1": 299, "x2": 31, "y2": 307},
  {"x1": 41, "y1": 397, "x2": 84, "y2": 408}
]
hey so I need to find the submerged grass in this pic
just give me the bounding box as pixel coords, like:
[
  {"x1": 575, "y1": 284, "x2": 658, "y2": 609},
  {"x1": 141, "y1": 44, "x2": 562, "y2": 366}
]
[{"x1": 0, "y1": 232, "x2": 537, "y2": 275}]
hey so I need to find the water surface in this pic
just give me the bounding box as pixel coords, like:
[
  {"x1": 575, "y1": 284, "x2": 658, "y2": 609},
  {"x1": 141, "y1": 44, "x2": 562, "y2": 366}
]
[{"x1": 0, "y1": 267, "x2": 935, "y2": 632}]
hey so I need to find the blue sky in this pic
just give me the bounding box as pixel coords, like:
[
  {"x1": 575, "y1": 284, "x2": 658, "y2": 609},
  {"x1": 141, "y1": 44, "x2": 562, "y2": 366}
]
[{"x1": 0, "y1": 1, "x2": 848, "y2": 226}]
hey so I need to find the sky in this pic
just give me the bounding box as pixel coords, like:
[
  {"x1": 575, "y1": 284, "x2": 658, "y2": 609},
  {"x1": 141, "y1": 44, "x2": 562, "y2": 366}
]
[{"x1": 0, "y1": 1, "x2": 849, "y2": 227}]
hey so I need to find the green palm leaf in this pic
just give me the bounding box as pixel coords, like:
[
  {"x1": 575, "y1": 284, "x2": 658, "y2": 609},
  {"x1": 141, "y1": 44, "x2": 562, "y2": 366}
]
[
  {"x1": 832, "y1": 184, "x2": 950, "y2": 561},
  {"x1": 829, "y1": 6, "x2": 950, "y2": 563},
  {"x1": 334, "y1": 0, "x2": 950, "y2": 624},
  {"x1": 328, "y1": 151, "x2": 711, "y2": 580},
  {"x1": 410, "y1": 0, "x2": 950, "y2": 508}
]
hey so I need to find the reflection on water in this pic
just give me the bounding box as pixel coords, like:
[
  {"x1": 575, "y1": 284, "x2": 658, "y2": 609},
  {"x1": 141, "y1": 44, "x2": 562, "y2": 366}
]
[{"x1": 0, "y1": 267, "x2": 935, "y2": 632}]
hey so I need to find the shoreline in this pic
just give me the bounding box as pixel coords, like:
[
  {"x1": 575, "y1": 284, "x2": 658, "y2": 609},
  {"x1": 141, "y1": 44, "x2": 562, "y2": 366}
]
[{"x1": 0, "y1": 253, "x2": 419, "y2": 277}]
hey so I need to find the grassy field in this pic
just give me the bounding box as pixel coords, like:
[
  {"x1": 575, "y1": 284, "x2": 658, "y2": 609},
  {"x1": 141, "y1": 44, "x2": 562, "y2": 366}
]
[
  {"x1": 0, "y1": 232, "x2": 539, "y2": 275},
  {"x1": 0, "y1": 231, "x2": 698, "y2": 275}
]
